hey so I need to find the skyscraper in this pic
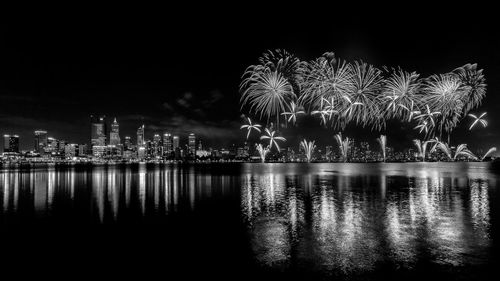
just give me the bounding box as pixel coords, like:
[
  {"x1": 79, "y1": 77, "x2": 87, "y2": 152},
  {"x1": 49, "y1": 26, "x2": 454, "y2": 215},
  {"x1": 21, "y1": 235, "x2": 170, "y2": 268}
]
[
  {"x1": 163, "y1": 133, "x2": 173, "y2": 156},
  {"x1": 173, "y1": 135, "x2": 179, "y2": 150},
  {"x1": 153, "y1": 134, "x2": 162, "y2": 157},
  {"x1": 137, "y1": 125, "x2": 145, "y2": 147},
  {"x1": 3, "y1": 134, "x2": 20, "y2": 153},
  {"x1": 124, "y1": 136, "x2": 132, "y2": 151},
  {"x1": 90, "y1": 115, "x2": 107, "y2": 147},
  {"x1": 173, "y1": 135, "x2": 180, "y2": 159},
  {"x1": 188, "y1": 133, "x2": 196, "y2": 156},
  {"x1": 34, "y1": 130, "x2": 48, "y2": 153},
  {"x1": 109, "y1": 118, "x2": 121, "y2": 146}
]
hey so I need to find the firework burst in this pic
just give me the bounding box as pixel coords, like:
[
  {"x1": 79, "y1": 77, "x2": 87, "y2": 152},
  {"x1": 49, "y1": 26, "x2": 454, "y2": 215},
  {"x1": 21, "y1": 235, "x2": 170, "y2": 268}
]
[
  {"x1": 299, "y1": 52, "x2": 354, "y2": 111},
  {"x1": 383, "y1": 68, "x2": 422, "y2": 120},
  {"x1": 452, "y1": 63, "x2": 487, "y2": 115},
  {"x1": 255, "y1": 144, "x2": 270, "y2": 163},
  {"x1": 481, "y1": 147, "x2": 497, "y2": 161},
  {"x1": 468, "y1": 112, "x2": 488, "y2": 130},
  {"x1": 300, "y1": 139, "x2": 316, "y2": 163},
  {"x1": 377, "y1": 135, "x2": 387, "y2": 162},
  {"x1": 240, "y1": 69, "x2": 295, "y2": 124},
  {"x1": 334, "y1": 133, "x2": 351, "y2": 162},
  {"x1": 422, "y1": 74, "x2": 466, "y2": 138},
  {"x1": 281, "y1": 101, "x2": 305, "y2": 125},
  {"x1": 240, "y1": 117, "x2": 262, "y2": 139},
  {"x1": 347, "y1": 61, "x2": 384, "y2": 128},
  {"x1": 260, "y1": 128, "x2": 286, "y2": 151}
]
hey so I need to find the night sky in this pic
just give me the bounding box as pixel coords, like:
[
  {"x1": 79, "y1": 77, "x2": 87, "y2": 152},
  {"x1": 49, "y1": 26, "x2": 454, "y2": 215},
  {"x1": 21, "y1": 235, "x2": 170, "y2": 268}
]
[{"x1": 1, "y1": 7, "x2": 499, "y2": 152}]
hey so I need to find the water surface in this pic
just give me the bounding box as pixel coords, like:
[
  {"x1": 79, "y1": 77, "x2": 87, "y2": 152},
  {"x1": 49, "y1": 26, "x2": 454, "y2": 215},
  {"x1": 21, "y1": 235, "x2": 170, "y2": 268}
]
[{"x1": 1, "y1": 163, "x2": 498, "y2": 280}]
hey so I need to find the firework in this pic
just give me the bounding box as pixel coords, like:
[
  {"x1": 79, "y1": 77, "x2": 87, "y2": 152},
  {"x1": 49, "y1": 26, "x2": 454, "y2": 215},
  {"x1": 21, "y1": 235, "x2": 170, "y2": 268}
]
[
  {"x1": 240, "y1": 117, "x2": 262, "y2": 139},
  {"x1": 468, "y1": 112, "x2": 488, "y2": 130},
  {"x1": 299, "y1": 52, "x2": 354, "y2": 111},
  {"x1": 281, "y1": 101, "x2": 305, "y2": 125},
  {"x1": 383, "y1": 68, "x2": 422, "y2": 120},
  {"x1": 434, "y1": 141, "x2": 476, "y2": 161},
  {"x1": 347, "y1": 61, "x2": 384, "y2": 127},
  {"x1": 300, "y1": 139, "x2": 316, "y2": 163},
  {"x1": 377, "y1": 135, "x2": 387, "y2": 162},
  {"x1": 260, "y1": 128, "x2": 286, "y2": 151},
  {"x1": 415, "y1": 105, "x2": 440, "y2": 129},
  {"x1": 240, "y1": 68, "x2": 295, "y2": 125},
  {"x1": 258, "y1": 49, "x2": 304, "y2": 95},
  {"x1": 452, "y1": 63, "x2": 487, "y2": 115},
  {"x1": 413, "y1": 138, "x2": 437, "y2": 161},
  {"x1": 255, "y1": 144, "x2": 270, "y2": 163},
  {"x1": 481, "y1": 147, "x2": 497, "y2": 161},
  {"x1": 422, "y1": 74, "x2": 466, "y2": 137},
  {"x1": 334, "y1": 133, "x2": 351, "y2": 162}
]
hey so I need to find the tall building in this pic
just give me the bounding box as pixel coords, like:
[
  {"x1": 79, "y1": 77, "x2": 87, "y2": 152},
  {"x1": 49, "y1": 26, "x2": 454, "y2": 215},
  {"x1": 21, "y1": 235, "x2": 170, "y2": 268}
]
[
  {"x1": 34, "y1": 130, "x2": 48, "y2": 153},
  {"x1": 64, "y1": 144, "x2": 79, "y2": 158},
  {"x1": 3, "y1": 134, "x2": 20, "y2": 153},
  {"x1": 173, "y1": 135, "x2": 179, "y2": 150},
  {"x1": 90, "y1": 115, "x2": 107, "y2": 147},
  {"x1": 124, "y1": 136, "x2": 132, "y2": 151},
  {"x1": 163, "y1": 133, "x2": 173, "y2": 155},
  {"x1": 188, "y1": 133, "x2": 196, "y2": 156},
  {"x1": 173, "y1": 135, "x2": 180, "y2": 159},
  {"x1": 137, "y1": 125, "x2": 145, "y2": 147},
  {"x1": 109, "y1": 118, "x2": 121, "y2": 146},
  {"x1": 153, "y1": 134, "x2": 162, "y2": 157}
]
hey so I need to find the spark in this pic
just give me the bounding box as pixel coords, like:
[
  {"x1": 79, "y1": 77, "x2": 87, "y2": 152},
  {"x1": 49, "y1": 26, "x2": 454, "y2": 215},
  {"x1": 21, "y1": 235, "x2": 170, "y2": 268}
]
[
  {"x1": 240, "y1": 117, "x2": 262, "y2": 139},
  {"x1": 260, "y1": 128, "x2": 286, "y2": 151},
  {"x1": 468, "y1": 112, "x2": 488, "y2": 130}
]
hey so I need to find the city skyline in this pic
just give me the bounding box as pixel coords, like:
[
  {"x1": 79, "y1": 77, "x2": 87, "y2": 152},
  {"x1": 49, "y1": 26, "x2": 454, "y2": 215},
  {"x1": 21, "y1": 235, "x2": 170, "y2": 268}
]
[{"x1": 2, "y1": 11, "x2": 500, "y2": 152}]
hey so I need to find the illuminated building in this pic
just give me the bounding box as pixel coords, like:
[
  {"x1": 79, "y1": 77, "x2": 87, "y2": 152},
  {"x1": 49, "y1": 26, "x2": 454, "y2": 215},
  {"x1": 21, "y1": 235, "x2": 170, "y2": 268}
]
[
  {"x1": 3, "y1": 134, "x2": 20, "y2": 153},
  {"x1": 109, "y1": 118, "x2": 121, "y2": 146},
  {"x1": 90, "y1": 115, "x2": 107, "y2": 147},
  {"x1": 173, "y1": 135, "x2": 180, "y2": 159},
  {"x1": 188, "y1": 133, "x2": 196, "y2": 157},
  {"x1": 153, "y1": 134, "x2": 162, "y2": 157},
  {"x1": 34, "y1": 130, "x2": 48, "y2": 153},
  {"x1": 64, "y1": 143, "x2": 79, "y2": 158},
  {"x1": 173, "y1": 135, "x2": 179, "y2": 150},
  {"x1": 163, "y1": 133, "x2": 173, "y2": 157},
  {"x1": 137, "y1": 125, "x2": 145, "y2": 147},
  {"x1": 124, "y1": 136, "x2": 133, "y2": 151}
]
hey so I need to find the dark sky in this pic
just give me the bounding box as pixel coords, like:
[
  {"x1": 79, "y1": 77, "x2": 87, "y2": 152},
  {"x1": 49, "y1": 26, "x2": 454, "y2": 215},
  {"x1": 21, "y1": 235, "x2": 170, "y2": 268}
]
[{"x1": 1, "y1": 6, "x2": 499, "y2": 152}]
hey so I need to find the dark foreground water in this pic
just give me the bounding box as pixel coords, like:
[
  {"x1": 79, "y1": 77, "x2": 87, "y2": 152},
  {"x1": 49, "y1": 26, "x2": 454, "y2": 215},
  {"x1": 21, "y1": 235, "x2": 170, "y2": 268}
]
[{"x1": 1, "y1": 163, "x2": 499, "y2": 280}]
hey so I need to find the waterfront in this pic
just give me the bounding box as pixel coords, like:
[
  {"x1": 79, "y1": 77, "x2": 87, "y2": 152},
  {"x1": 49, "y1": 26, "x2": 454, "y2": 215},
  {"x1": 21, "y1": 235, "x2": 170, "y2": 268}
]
[{"x1": 1, "y1": 162, "x2": 499, "y2": 280}]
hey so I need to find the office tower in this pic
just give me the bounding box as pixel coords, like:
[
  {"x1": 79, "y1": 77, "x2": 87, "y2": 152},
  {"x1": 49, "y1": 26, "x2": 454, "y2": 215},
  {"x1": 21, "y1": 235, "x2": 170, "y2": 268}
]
[
  {"x1": 109, "y1": 118, "x2": 121, "y2": 146},
  {"x1": 163, "y1": 133, "x2": 173, "y2": 155},
  {"x1": 124, "y1": 136, "x2": 132, "y2": 151},
  {"x1": 173, "y1": 135, "x2": 180, "y2": 159},
  {"x1": 34, "y1": 130, "x2": 48, "y2": 153},
  {"x1": 90, "y1": 115, "x2": 107, "y2": 147},
  {"x1": 188, "y1": 133, "x2": 196, "y2": 156},
  {"x1": 137, "y1": 125, "x2": 145, "y2": 147},
  {"x1": 64, "y1": 144, "x2": 79, "y2": 158},
  {"x1": 153, "y1": 134, "x2": 162, "y2": 157},
  {"x1": 173, "y1": 135, "x2": 179, "y2": 150},
  {"x1": 197, "y1": 140, "x2": 203, "y2": 151},
  {"x1": 78, "y1": 144, "x2": 88, "y2": 156},
  {"x1": 3, "y1": 134, "x2": 20, "y2": 153}
]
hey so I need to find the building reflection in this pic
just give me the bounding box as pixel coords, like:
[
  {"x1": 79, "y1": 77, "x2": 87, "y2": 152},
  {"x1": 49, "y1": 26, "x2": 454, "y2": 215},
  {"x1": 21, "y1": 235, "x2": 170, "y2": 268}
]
[{"x1": 1, "y1": 165, "x2": 234, "y2": 223}]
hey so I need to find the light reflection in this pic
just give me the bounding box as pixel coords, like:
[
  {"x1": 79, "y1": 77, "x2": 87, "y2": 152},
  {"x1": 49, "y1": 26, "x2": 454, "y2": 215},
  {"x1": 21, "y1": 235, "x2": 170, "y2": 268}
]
[
  {"x1": 241, "y1": 163, "x2": 494, "y2": 273},
  {"x1": 1, "y1": 166, "x2": 235, "y2": 224}
]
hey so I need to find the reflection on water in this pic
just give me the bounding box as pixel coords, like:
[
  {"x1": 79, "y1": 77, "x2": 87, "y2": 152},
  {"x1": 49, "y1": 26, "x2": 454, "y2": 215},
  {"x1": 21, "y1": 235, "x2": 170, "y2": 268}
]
[
  {"x1": 0, "y1": 165, "x2": 235, "y2": 223},
  {"x1": 241, "y1": 163, "x2": 496, "y2": 274},
  {"x1": 0, "y1": 162, "x2": 498, "y2": 277}
]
